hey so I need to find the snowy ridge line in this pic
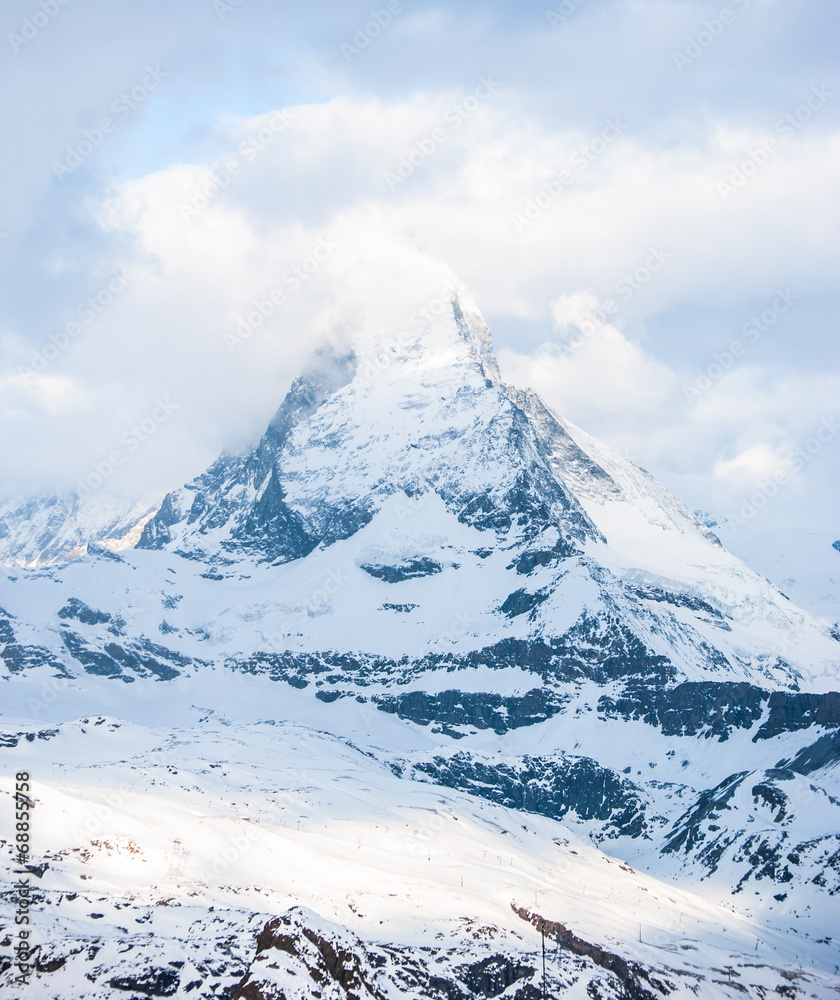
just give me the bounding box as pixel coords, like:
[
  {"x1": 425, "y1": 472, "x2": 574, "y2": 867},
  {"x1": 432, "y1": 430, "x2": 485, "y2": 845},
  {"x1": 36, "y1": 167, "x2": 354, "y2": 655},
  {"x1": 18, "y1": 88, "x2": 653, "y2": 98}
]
[{"x1": 1, "y1": 291, "x2": 839, "y2": 997}]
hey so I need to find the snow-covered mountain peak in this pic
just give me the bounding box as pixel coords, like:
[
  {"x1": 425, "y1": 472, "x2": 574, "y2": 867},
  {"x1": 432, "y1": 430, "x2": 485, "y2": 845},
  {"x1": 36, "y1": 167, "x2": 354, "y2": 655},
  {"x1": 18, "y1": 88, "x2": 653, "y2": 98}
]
[
  {"x1": 121, "y1": 288, "x2": 840, "y2": 688},
  {"x1": 349, "y1": 289, "x2": 500, "y2": 388},
  {"x1": 2, "y1": 288, "x2": 840, "y2": 998}
]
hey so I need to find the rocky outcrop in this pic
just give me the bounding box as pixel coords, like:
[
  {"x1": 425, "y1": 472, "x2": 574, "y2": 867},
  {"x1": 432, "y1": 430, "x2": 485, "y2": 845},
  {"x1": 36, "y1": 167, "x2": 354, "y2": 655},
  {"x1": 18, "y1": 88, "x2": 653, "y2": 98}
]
[
  {"x1": 753, "y1": 691, "x2": 840, "y2": 740},
  {"x1": 234, "y1": 908, "x2": 541, "y2": 1000},
  {"x1": 375, "y1": 688, "x2": 568, "y2": 735},
  {"x1": 510, "y1": 904, "x2": 668, "y2": 1000},
  {"x1": 234, "y1": 908, "x2": 387, "y2": 1000},
  {"x1": 415, "y1": 751, "x2": 647, "y2": 838},
  {"x1": 598, "y1": 681, "x2": 767, "y2": 739}
]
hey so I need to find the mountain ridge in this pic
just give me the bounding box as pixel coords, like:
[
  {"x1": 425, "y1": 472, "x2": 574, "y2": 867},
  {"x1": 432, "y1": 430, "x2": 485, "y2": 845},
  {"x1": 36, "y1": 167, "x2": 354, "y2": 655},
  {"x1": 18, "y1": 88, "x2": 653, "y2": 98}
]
[{"x1": 1, "y1": 291, "x2": 839, "y2": 998}]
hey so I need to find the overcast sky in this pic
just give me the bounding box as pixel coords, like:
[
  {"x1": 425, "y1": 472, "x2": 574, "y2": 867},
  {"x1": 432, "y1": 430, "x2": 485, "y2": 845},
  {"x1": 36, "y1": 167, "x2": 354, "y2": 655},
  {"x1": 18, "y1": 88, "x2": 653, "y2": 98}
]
[{"x1": 1, "y1": 0, "x2": 838, "y2": 540}]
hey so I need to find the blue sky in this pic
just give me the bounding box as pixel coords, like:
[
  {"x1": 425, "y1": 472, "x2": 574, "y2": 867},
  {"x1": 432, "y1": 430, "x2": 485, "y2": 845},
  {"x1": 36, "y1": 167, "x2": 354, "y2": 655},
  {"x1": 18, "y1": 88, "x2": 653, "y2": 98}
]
[{"x1": 1, "y1": 0, "x2": 838, "y2": 540}]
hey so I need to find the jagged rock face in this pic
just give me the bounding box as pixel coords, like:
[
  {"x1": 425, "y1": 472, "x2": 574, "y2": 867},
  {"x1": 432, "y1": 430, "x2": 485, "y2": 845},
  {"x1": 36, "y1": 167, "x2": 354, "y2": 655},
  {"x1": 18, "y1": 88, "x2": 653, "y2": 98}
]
[
  {"x1": 1, "y1": 292, "x2": 840, "y2": 998},
  {"x1": 231, "y1": 906, "x2": 624, "y2": 1000},
  {"x1": 138, "y1": 303, "x2": 603, "y2": 565},
  {"x1": 414, "y1": 751, "x2": 648, "y2": 838},
  {"x1": 234, "y1": 908, "x2": 389, "y2": 999},
  {"x1": 510, "y1": 904, "x2": 667, "y2": 1000},
  {"x1": 125, "y1": 294, "x2": 837, "y2": 699},
  {"x1": 6, "y1": 295, "x2": 839, "y2": 704}
]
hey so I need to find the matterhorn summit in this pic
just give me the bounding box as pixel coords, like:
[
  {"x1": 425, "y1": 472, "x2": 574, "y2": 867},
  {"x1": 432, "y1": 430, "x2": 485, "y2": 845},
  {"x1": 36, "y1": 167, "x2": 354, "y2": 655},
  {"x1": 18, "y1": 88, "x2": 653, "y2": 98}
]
[
  {"x1": 132, "y1": 292, "x2": 837, "y2": 692},
  {"x1": 1, "y1": 290, "x2": 839, "y2": 999}
]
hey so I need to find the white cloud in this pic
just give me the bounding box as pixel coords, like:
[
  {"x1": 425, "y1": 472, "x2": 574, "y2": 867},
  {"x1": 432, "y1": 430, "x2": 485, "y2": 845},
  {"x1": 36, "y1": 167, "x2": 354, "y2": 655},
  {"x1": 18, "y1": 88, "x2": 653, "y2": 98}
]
[
  {"x1": 0, "y1": 71, "x2": 837, "y2": 530},
  {"x1": 712, "y1": 441, "x2": 796, "y2": 488}
]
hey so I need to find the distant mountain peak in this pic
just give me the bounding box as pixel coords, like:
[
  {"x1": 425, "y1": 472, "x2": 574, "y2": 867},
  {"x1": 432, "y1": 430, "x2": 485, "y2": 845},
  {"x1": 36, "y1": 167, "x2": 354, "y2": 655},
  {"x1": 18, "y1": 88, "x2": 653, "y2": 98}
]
[{"x1": 0, "y1": 491, "x2": 157, "y2": 568}]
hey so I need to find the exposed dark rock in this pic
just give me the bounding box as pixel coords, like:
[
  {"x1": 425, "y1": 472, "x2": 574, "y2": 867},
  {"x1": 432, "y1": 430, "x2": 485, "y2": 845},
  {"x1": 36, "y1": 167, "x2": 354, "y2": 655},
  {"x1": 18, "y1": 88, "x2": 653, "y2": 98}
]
[
  {"x1": 231, "y1": 466, "x2": 319, "y2": 564},
  {"x1": 375, "y1": 688, "x2": 568, "y2": 734},
  {"x1": 547, "y1": 614, "x2": 676, "y2": 685},
  {"x1": 86, "y1": 541, "x2": 124, "y2": 561},
  {"x1": 509, "y1": 537, "x2": 571, "y2": 575},
  {"x1": 360, "y1": 557, "x2": 443, "y2": 582},
  {"x1": 222, "y1": 615, "x2": 685, "y2": 735},
  {"x1": 235, "y1": 909, "x2": 387, "y2": 1000},
  {"x1": 60, "y1": 629, "x2": 124, "y2": 677},
  {"x1": 60, "y1": 631, "x2": 193, "y2": 681},
  {"x1": 235, "y1": 907, "x2": 543, "y2": 1000},
  {"x1": 511, "y1": 904, "x2": 662, "y2": 1000},
  {"x1": 751, "y1": 781, "x2": 788, "y2": 822},
  {"x1": 416, "y1": 751, "x2": 647, "y2": 837},
  {"x1": 457, "y1": 954, "x2": 535, "y2": 997},
  {"x1": 780, "y1": 730, "x2": 840, "y2": 775},
  {"x1": 1, "y1": 642, "x2": 70, "y2": 676},
  {"x1": 662, "y1": 771, "x2": 749, "y2": 867},
  {"x1": 0, "y1": 607, "x2": 15, "y2": 644},
  {"x1": 139, "y1": 347, "x2": 358, "y2": 563},
  {"x1": 0, "y1": 729, "x2": 57, "y2": 749},
  {"x1": 733, "y1": 832, "x2": 794, "y2": 887},
  {"x1": 228, "y1": 650, "x2": 370, "y2": 687},
  {"x1": 104, "y1": 642, "x2": 182, "y2": 681},
  {"x1": 138, "y1": 490, "x2": 186, "y2": 550},
  {"x1": 500, "y1": 589, "x2": 549, "y2": 618},
  {"x1": 626, "y1": 584, "x2": 725, "y2": 621},
  {"x1": 108, "y1": 968, "x2": 180, "y2": 995},
  {"x1": 599, "y1": 681, "x2": 767, "y2": 739},
  {"x1": 35, "y1": 953, "x2": 67, "y2": 973},
  {"x1": 753, "y1": 691, "x2": 840, "y2": 740}
]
